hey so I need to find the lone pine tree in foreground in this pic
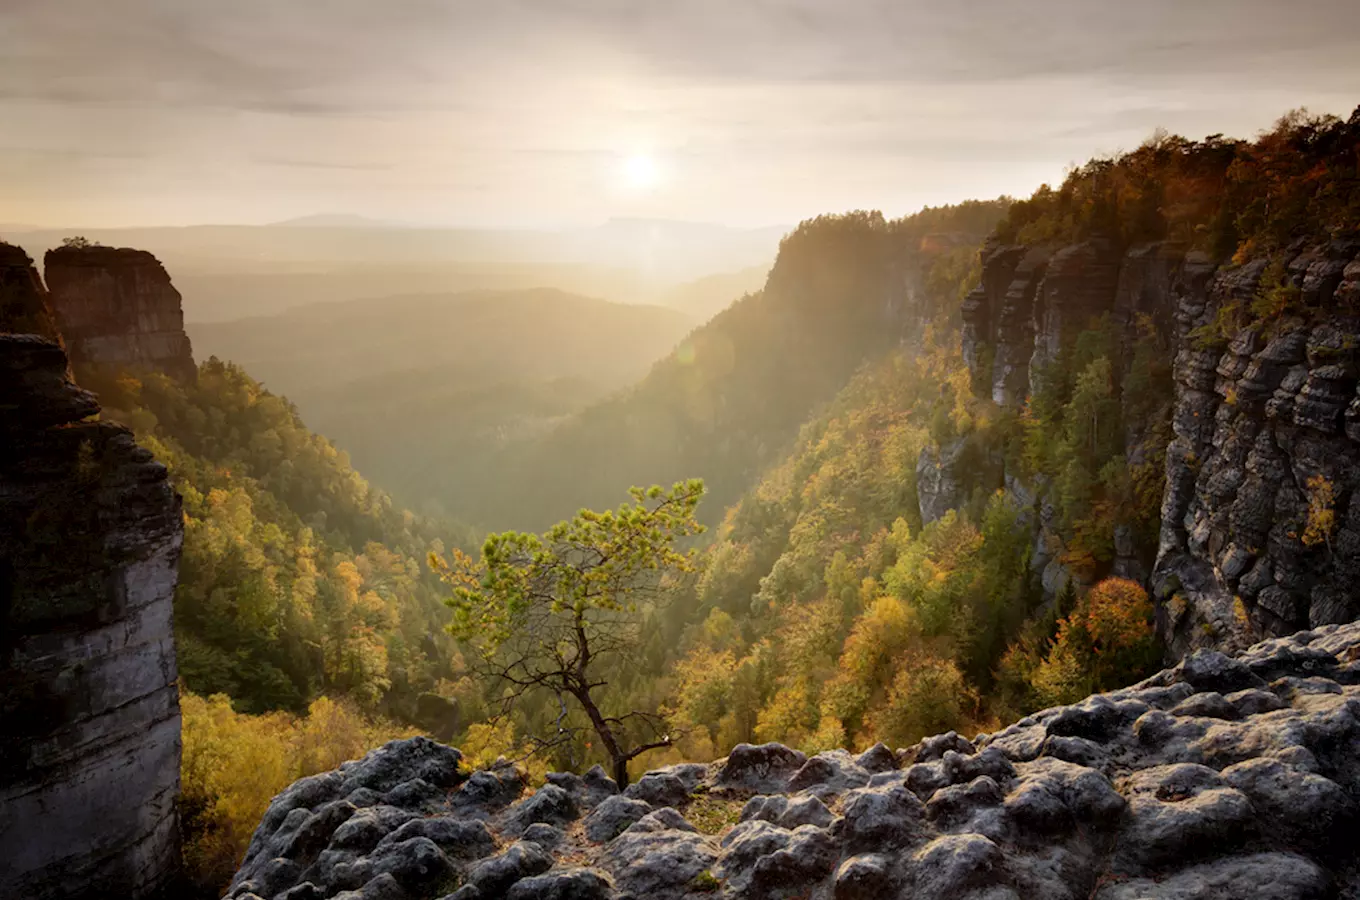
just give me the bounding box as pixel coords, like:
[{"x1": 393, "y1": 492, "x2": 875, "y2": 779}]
[{"x1": 435, "y1": 479, "x2": 705, "y2": 787}]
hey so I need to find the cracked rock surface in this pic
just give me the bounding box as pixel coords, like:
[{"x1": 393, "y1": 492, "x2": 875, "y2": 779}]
[{"x1": 228, "y1": 623, "x2": 1360, "y2": 900}]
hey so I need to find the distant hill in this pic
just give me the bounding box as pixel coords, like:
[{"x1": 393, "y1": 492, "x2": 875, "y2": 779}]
[
  {"x1": 458, "y1": 201, "x2": 1011, "y2": 531},
  {"x1": 9, "y1": 219, "x2": 781, "y2": 322},
  {"x1": 267, "y1": 214, "x2": 405, "y2": 228},
  {"x1": 663, "y1": 265, "x2": 770, "y2": 322},
  {"x1": 190, "y1": 288, "x2": 694, "y2": 516}
]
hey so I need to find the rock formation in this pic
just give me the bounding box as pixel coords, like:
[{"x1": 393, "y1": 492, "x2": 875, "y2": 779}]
[
  {"x1": 960, "y1": 238, "x2": 1360, "y2": 657},
  {"x1": 1, "y1": 241, "x2": 64, "y2": 343},
  {"x1": 0, "y1": 257, "x2": 185, "y2": 899},
  {"x1": 226, "y1": 622, "x2": 1360, "y2": 900},
  {"x1": 44, "y1": 244, "x2": 196, "y2": 380}
]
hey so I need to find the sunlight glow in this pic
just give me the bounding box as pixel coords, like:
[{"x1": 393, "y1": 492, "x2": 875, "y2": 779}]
[{"x1": 621, "y1": 153, "x2": 661, "y2": 191}]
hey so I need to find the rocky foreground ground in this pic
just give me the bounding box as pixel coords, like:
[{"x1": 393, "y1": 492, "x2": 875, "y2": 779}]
[{"x1": 226, "y1": 624, "x2": 1360, "y2": 900}]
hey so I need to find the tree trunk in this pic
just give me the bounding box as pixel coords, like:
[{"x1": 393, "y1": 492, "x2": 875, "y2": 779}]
[{"x1": 573, "y1": 685, "x2": 631, "y2": 788}]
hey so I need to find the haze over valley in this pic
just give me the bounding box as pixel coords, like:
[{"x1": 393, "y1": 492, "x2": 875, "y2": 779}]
[{"x1": 4, "y1": 3, "x2": 1360, "y2": 899}]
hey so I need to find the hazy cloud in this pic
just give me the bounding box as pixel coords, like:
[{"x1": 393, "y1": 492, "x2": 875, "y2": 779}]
[{"x1": 2, "y1": 0, "x2": 1357, "y2": 226}]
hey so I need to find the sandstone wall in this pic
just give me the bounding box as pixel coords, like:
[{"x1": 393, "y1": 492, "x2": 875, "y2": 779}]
[
  {"x1": 960, "y1": 235, "x2": 1360, "y2": 658},
  {"x1": 0, "y1": 326, "x2": 184, "y2": 897},
  {"x1": 0, "y1": 242, "x2": 62, "y2": 342},
  {"x1": 44, "y1": 245, "x2": 195, "y2": 380},
  {"x1": 1157, "y1": 243, "x2": 1360, "y2": 656}
]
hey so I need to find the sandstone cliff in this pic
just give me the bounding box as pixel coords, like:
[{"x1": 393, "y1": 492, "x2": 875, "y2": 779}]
[
  {"x1": 226, "y1": 622, "x2": 1360, "y2": 900},
  {"x1": 1, "y1": 242, "x2": 62, "y2": 343},
  {"x1": 1, "y1": 277, "x2": 185, "y2": 897},
  {"x1": 45, "y1": 244, "x2": 196, "y2": 381},
  {"x1": 958, "y1": 237, "x2": 1360, "y2": 656}
]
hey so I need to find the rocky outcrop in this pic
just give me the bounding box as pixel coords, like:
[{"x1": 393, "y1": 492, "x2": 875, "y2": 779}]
[
  {"x1": 1155, "y1": 242, "x2": 1360, "y2": 657},
  {"x1": 228, "y1": 623, "x2": 1360, "y2": 900},
  {"x1": 961, "y1": 235, "x2": 1360, "y2": 656},
  {"x1": 45, "y1": 245, "x2": 195, "y2": 380},
  {"x1": 0, "y1": 242, "x2": 62, "y2": 341},
  {"x1": 0, "y1": 328, "x2": 184, "y2": 897}
]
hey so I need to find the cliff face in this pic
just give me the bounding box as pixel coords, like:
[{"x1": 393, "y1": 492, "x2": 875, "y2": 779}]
[
  {"x1": 1157, "y1": 243, "x2": 1360, "y2": 657},
  {"x1": 227, "y1": 623, "x2": 1360, "y2": 900},
  {"x1": 1, "y1": 242, "x2": 63, "y2": 342},
  {"x1": 961, "y1": 237, "x2": 1360, "y2": 657},
  {"x1": 44, "y1": 245, "x2": 196, "y2": 381},
  {"x1": 1, "y1": 277, "x2": 185, "y2": 897}
]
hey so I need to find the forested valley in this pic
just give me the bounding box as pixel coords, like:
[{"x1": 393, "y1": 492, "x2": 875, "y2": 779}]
[{"x1": 71, "y1": 107, "x2": 1360, "y2": 894}]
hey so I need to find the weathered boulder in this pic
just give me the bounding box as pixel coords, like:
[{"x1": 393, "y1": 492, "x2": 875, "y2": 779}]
[{"x1": 228, "y1": 623, "x2": 1360, "y2": 900}]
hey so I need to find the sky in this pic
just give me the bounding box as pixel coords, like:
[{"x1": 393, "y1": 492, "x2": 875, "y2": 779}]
[{"x1": 2, "y1": 0, "x2": 1359, "y2": 229}]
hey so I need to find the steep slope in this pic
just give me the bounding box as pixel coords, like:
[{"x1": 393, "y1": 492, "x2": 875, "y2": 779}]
[
  {"x1": 1, "y1": 244, "x2": 183, "y2": 900},
  {"x1": 662, "y1": 265, "x2": 770, "y2": 322},
  {"x1": 470, "y1": 203, "x2": 1009, "y2": 531},
  {"x1": 229, "y1": 622, "x2": 1360, "y2": 900},
  {"x1": 955, "y1": 107, "x2": 1360, "y2": 658},
  {"x1": 81, "y1": 359, "x2": 473, "y2": 719}
]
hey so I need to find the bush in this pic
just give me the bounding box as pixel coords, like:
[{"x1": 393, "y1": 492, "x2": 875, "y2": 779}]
[
  {"x1": 179, "y1": 691, "x2": 417, "y2": 895},
  {"x1": 1028, "y1": 578, "x2": 1158, "y2": 707}
]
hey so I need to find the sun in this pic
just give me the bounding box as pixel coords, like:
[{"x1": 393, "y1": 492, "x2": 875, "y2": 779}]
[{"x1": 621, "y1": 153, "x2": 660, "y2": 191}]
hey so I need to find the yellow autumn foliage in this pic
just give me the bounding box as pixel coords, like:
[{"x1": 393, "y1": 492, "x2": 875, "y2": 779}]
[{"x1": 180, "y1": 691, "x2": 419, "y2": 895}]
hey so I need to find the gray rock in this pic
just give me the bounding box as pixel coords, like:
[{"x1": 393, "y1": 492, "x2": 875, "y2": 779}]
[
  {"x1": 1096, "y1": 852, "x2": 1329, "y2": 900},
  {"x1": 505, "y1": 784, "x2": 579, "y2": 835},
  {"x1": 622, "y1": 772, "x2": 688, "y2": 808},
  {"x1": 328, "y1": 806, "x2": 418, "y2": 853},
  {"x1": 505, "y1": 868, "x2": 614, "y2": 900},
  {"x1": 840, "y1": 784, "x2": 927, "y2": 851},
  {"x1": 386, "y1": 777, "x2": 443, "y2": 811},
  {"x1": 1170, "y1": 692, "x2": 1239, "y2": 720},
  {"x1": 583, "y1": 795, "x2": 653, "y2": 843},
  {"x1": 714, "y1": 743, "x2": 807, "y2": 793},
  {"x1": 833, "y1": 853, "x2": 897, "y2": 900},
  {"x1": 374, "y1": 816, "x2": 496, "y2": 860},
  {"x1": 465, "y1": 841, "x2": 554, "y2": 896},
  {"x1": 627, "y1": 807, "x2": 699, "y2": 834},
  {"x1": 1221, "y1": 757, "x2": 1355, "y2": 847},
  {"x1": 1116, "y1": 764, "x2": 1253, "y2": 871},
  {"x1": 331, "y1": 872, "x2": 409, "y2": 900},
  {"x1": 748, "y1": 825, "x2": 839, "y2": 897},
  {"x1": 778, "y1": 794, "x2": 835, "y2": 829},
  {"x1": 912, "y1": 834, "x2": 1006, "y2": 896},
  {"x1": 601, "y1": 826, "x2": 719, "y2": 897},
  {"x1": 523, "y1": 823, "x2": 566, "y2": 848},
  {"x1": 369, "y1": 836, "x2": 455, "y2": 894},
  {"x1": 228, "y1": 623, "x2": 1360, "y2": 900}
]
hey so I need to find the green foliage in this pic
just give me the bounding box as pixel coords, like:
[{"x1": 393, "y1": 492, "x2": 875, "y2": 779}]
[
  {"x1": 180, "y1": 691, "x2": 416, "y2": 895},
  {"x1": 437, "y1": 482, "x2": 705, "y2": 783},
  {"x1": 690, "y1": 870, "x2": 722, "y2": 892},
  {"x1": 1249, "y1": 256, "x2": 1303, "y2": 327},
  {"x1": 477, "y1": 202, "x2": 1011, "y2": 532},
  {"x1": 82, "y1": 360, "x2": 473, "y2": 718},
  {"x1": 444, "y1": 481, "x2": 705, "y2": 646},
  {"x1": 657, "y1": 260, "x2": 1046, "y2": 754}
]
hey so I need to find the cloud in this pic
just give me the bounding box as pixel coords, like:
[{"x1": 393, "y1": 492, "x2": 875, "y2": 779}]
[{"x1": 1, "y1": 0, "x2": 1357, "y2": 226}]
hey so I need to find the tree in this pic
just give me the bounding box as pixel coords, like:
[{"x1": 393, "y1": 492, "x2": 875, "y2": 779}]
[
  {"x1": 1029, "y1": 577, "x2": 1157, "y2": 706},
  {"x1": 436, "y1": 480, "x2": 705, "y2": 786},
  {"x1": 61, "y1": 235, "x2": 95, "y2": 248}
]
